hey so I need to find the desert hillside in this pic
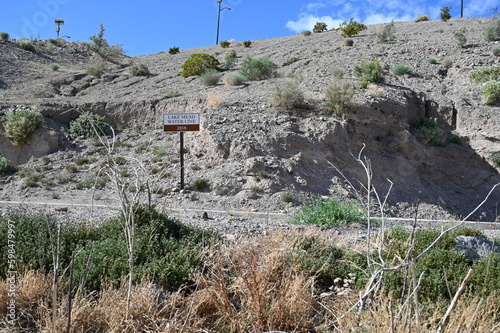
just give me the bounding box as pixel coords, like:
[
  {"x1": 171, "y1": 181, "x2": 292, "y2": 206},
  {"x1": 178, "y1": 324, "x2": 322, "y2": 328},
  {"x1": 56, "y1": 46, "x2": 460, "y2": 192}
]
[{"x1": 0, "y1": 17, "x2": 499, "y2": 220}]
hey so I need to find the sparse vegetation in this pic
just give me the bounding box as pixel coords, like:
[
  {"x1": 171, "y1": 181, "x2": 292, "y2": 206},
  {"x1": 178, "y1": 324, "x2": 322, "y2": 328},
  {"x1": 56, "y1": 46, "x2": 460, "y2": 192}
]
[
  {"x1": 86, "y1": 64, "x2": 104, "y2": 77},
  {"x1": 313, "y1": 21, "x2": 328, "y2": 33},
  {"x1": 440, "y1": 6, "x2": 452, "y2": 22},
  {"x1": 484, "y1": 15, "x2": 500, "y2": 41},
  {"x1": 222, "y1": 49, "x2": 237, "y2": 69},
  {"x1": 293, "y1": 195, "x2": 364, "y2": 227},
  {"x1": 166, "y1": 90, "x2": 181, "y2": 98},
  {"x1": 377, "y1": 21, "x2": 396, "y2": 43},
  {"x1": 272, "y1": 78, "x2": 307, "y2": 111},
  {"x1": 4, "y1": 106, "x2": 44, "y2": 146},
  {"x1": 87, "y1": 24, "x2": 125, "y2": 60},
  {"x1": 482, "y1": 80, "x2": 500, "y2": 105},
  {"x1": 417, "y1": 118, "x2": 446, "y2": 146},
  {"x1": 168, "y1": 46, "x2": 180, "y2": 54},
  {"x1": 49, "y1": 63, "x2": 60, "y2": 71},
  {"x1": 284, "y1": 55, "x2": 299, "y2": 65},
  {"x1": 18, "y1": 39, "x2": 35, "y2": 52},
  {"x1": 454, "y1": 27, "x2": 467, "y2": 48},
  {"x1": 0, "y1": 32, "x2": 9, "y2": 41},
  {"x1": 220, "y1": 40, "x2": 231, "y2": 48},
  {"x1": 491, "y1": 152, "x2": 500, "y2": 167},
  {"x1": 338, "y1": 17, "x2": 367, "y2": 37},
  {"x1": 129, "y1": 63, "x2": 150, "y2": 76},
  {"x1": 354, "y1": 59, "x2": 385, "y2": 83},
  {"x1": 324, "y1": 78, "x2": 356, "y2": 116},
  {"x1": 416, "y1": 14, "x2": 430, "y2": 22},
  {"x1": 239, "y1": 56, "x2": 277, "y2": 81},
  {"x1": 69, "y1": 112, "x2": 109, "y2": 138},
  {"x1": 242, "y1": 40, "x2": 252, "y2": 47},
  {"x1": 0, "y1": 157, "x2": 17, "y2": 176},
  {"x1": 201, "y1": 69, "x2": 222, "y2": 86},
  {"x1": 191, "y1": 178, "x2": 209, "y2": 191},
  {"x1": 281, "y1": 192, "x2": 294, "y2": 203},
  {"x1": 331, "y1": 67, "x2": 344, "y2": 78},
  {"x1": 181, "y1": 53, "x2": 220, "y2": 77},
  {"x1": 468, "y1": 65, "x2": 500, "y2": 83},
  {"x1": 392, "y1": 64, "x2": 412, "y2": 75},
  {"x1": 442, "y1": 57, "x2": 453, "y2": 68}
]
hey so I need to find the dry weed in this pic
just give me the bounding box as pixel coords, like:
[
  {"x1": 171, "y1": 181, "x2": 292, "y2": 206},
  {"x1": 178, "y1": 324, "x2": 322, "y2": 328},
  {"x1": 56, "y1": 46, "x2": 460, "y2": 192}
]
[
  {"x1": 206, "y1": 92, "x2": 225, "y2": 108},
  {"x1": 367, "y1": 83, "x2": 385, "y2": 97}
]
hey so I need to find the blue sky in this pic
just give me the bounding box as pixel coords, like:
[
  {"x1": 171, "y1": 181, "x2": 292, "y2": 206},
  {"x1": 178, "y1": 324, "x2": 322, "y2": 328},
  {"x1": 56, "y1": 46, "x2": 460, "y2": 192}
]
[{"x1": 1, "y1": 0, "x2": 497, "y2": 56}]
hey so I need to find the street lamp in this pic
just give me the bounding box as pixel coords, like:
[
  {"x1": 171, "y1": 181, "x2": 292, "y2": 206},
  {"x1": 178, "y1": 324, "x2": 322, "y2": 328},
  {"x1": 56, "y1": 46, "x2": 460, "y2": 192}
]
[
  {"x1": 216, "y1": 0, "x2": 231, "y2": 45},
  {"x1": 54, "y1": 19, "x2": 64, "y2": 38}
]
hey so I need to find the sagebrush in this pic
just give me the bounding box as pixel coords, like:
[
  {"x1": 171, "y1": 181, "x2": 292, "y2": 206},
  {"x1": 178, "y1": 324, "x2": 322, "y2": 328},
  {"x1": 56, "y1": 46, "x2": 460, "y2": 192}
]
[{"x1": 4, "y1": 106, "x2": 44, "y2": 146}]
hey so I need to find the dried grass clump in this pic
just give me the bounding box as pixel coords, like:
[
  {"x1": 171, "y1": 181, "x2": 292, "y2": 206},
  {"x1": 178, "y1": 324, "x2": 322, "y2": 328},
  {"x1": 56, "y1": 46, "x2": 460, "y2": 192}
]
[
  {"x1": 206, "y1": 92, "x2": 225, "y2": 108},
  {"x1": 223, "y1": 72, "x2": 245, "y2": 86},
  {"x1": 367, "y1": 83, "x2": 384, "y2": 97}
]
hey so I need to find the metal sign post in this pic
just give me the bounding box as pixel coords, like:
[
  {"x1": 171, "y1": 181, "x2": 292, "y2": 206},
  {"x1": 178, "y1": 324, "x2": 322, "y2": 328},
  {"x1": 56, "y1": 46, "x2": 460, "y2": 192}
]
[{"x1": 163, "y1": 113, "x2": 200, "y2": 190}]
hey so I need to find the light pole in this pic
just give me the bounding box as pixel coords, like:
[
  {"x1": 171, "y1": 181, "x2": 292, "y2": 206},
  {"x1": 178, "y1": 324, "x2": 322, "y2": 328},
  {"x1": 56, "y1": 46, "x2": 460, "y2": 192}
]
[
  {"x1": 216, "y1": 0, "x2": 231, "y2": 45},
  {"x1": 54, "y1": 19, "x2": 64, "y2": 38}
]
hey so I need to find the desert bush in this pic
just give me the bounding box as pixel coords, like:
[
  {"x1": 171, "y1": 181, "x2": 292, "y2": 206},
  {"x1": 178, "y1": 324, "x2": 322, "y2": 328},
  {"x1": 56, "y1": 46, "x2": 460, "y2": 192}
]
[
  {"x1": 168, "y1": 46, "x2": 180, "y2": 54},
  {"x1": 493, "y1": 46, "x2": 500, "y2": 55},
  {"x1": 417, "y1": 118, "x2": 446, "y2": 146},
  {"x1": 454, "y1": 27, "x2": 467, "y2": 48},
  {"x1": 338, "y1": 17, "x2": 367, "y2": 37},
  {"x1": 49, "y1": 63, "x2": 60, "y2": 71},
  {"x1": 331, "y1": 67, "x2": 344, "y2": 78},
  {"x1": 440, "y1": 6, "x2": 452, "y2": 22},
  {"x1": 482, "y1": 80, "x2": 500, "y2": 105},
  {"x1": 272, "y1": 79, "x2": 307, "y2": 111},
  {"x1": 0, "y1": 156, "x2": 17, "y2": 176},
  {"x1": 4, "y1": 106, "x2": 44, "y2": 146},
  {"x1": 293, "y1": 195, "x2": 365, "y2": 227},
  {"x1": 239, "y1": 56, "x2": 277, "y2": 81},
  {"x1": 206, "y1": 92, "x2": 224, "y2": 107},
  {"x1": 201, "y1": 69, "x2": 222, "y2": 86},
  {"x1": 377, "y1": 21, "x2": 396, "y2": 43},
  {"x1": 324, "y1": 78, "x2": 356, "y2": 116},
  {"x1": 313, "y1": 21, "x2": 328, "y2": 33},
  {"x1": 219, "y1": 40, "x2": 230, "y2": 48},
  {"x1": 191, "y1": 178, "x2": 209, "y2": 191},
  {"x1": 427, "y1": 57, "x2": 437, "y2": 64},
  {"x1": 442, "y1": 57, "x2": 453, "y2": 68},
  {"x1": 484, "y1": 16, "x2": 500, "y2": 41},
  {"x1": 281, "y1": 192, "x2": 294, "y2": 203},
  {"x1": 284, "y1": 55, "x2": 299, "y2": 66},
  {"x1": 129, "y1": 63, "x2": 150, "y2": 76},
  {"x1": 491, "y1": 152, "x2": 500, "y2": 167},
  {"x1": 86, "y1": 64, "x2": 104, "y2": 77},
  {"x1": 301, "y1": 30, "x2": 312, "y2": 36},
  {"x1": 0, "y1": 32, "x2": 9, "y2": 41},
  {"x1": 69, "y1": 111, "x2": 109, "y2": 138},
  {"x1": 18, "y1": 39, "x2": 35, "y2": 52},
  {"x1": 354, "y1": 59, "x2": 385, "y2": 83},
  {"x1": 242, "y1": 40, "x2": 252, "y2": 47},
  {"x1": 416, "y1": 14, "x2": 430, "y2": 22},
  {"x1": 181, "y1": 53, "x2": 220, "y2": 77},
  {"x1": 392, "y1": 64, "x2": 412, "y2": 75},
  {"x1": 222, "y1": 72, "x2": 245, "y2": 86},
  {"x1": 88, "y1": 24, "x2": 125, "y2": 60},
  {"x1": 367, "y1": 83, "x2": 384, "y2": 97},
  {"x1": 343, "y1": 38, "x2": 354, "y2": 46},
  {"x1": 468, "y1": 65, "x2": 500, "y2": 84},
  {"x1": 222, "y1": 49, "x2": 237, "y2": 69}
]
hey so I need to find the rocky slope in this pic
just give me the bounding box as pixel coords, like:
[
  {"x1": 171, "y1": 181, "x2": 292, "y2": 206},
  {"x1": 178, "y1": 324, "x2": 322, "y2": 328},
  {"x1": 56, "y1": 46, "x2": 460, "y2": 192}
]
[{"x1": 0, "y1": 18, "x2": 499, "y2": 221}]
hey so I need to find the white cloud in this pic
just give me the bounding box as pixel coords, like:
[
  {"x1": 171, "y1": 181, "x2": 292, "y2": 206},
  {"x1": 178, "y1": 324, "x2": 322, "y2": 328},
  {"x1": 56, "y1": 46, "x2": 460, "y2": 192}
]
[{"x1": 286, "y1": 14, "x2": 342, "y2": 32}]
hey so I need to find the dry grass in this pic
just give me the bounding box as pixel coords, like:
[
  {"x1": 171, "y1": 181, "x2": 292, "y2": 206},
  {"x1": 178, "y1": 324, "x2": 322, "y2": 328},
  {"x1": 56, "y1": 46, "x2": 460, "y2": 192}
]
[
  {"x1": 206, "y1": 92, "x2": 225, "y2": 108},
  {"x1": 1, "y1": 232, "x2": 499, "y2": 332},
  {"x1": 367, "y1": 83, "x2": 385, "y2": 97}
]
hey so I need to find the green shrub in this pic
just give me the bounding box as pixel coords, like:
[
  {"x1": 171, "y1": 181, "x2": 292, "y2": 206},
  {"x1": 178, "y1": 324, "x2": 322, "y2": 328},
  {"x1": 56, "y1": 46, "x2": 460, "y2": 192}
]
[
  {"x1": 493, "y1": 46, "x2": 500, "y2": 55},
  {"x1": 86, "y1": 64, "x2": 104, "y2": 77},
  {"x1": 392, "y1": 64, "x2": 412, "y2": 75},
  {"x1": 69, "y1": 112, "x2": 109, "y2": 138},
  {"x1": 378, "y1": 22, "x2": 396, "y2": 43},
  {"x1": 47, "y1": 38, "x2": 59, "y2": 46},
  {"x1": 284, "y1": 56, "x2": 299, "y2": 66},
  {"x1": 482, "y1": 80, "x2": 500, "y2": 105},
  {"x1": 301, "y1": 30, "x2": 312, "y2": 36},
  {"x1": 360, "y1": 81, "x2": 369, "y2": 88},
  {"x1": 220, "y1": 40, "x2": 230, "y2": 48},
  {"x1": 1, "y1": 32, "x2": 10, "y2": 41},
  {"x1": 129, "y1": 63, "x2": 150, "y2": 76},
  {"x1": 239, "y1": 56, "x2": 277, "y2": 81},
  {"x1": 343, "y1": 38, "x2": 353, "y2": 46},
  {"x1": 427, "y1": 57, "x2": 437, "y2": 64},
  {"x1": 4, "y1": 106, "x2": 44, "y2": 146},
  {"x1": 416, "y1": 14, "x2": 430, "y2": 22},
  {"x1": 490, "y1": 152, "x2": 500, "y2": 167},
  {"x1": 272, "y1": 79, "x2": 307, "y2": 111},
  {"x1": 324, "y1": 78, "x2": 356, "y2": 116},
  {"x1": 282, "y1": 192, "x2": 294, "y2": 203},
  {"x1": 19, "y1": 39, "x2": 35, "y2": 52},
  {"x1": 331, "y1": 67, "x2": 344, "y2": 78},
  {"x1": 338, "y1": 18, "x2": 367, "y2": 37},
  {"x1": 223, "y1": 72, "x2": 245, "y2": 86},
  {"x1": 169, "y1": 46, "x2": 180, "y2": 54},
  {"x1": 242, "y1": 40, "x2": 252, "y2": 47},
  {"x1": 293, "y1": 195, "x2": 365, "y2": 227},
  {"x1": 453, "y1": 27, "x2": 467, "y2": 48},
  {"x1": 167, "y1": 91, "x2": 181, "y2": 98},
  {"x1": 191, "y1": 178, "x2": 209, "y2": 191},
  {"x1": 440, "y1": 6, "x2": 452, "y2": 22},
  {"x1": 88, "y1": 24, "x2": 125, "y2": 60},
  {"x1": 417, "y1": 118, "x2": 446, "y2": 146},
  {"x1": 49, "y1": 63, "x2": 60, "y2": 71},
  {"x1": 442, "y1": 57, "x2": 453, "y2": 68},
  {"x1": 468, "y1": 66, "x2": 500, "y2": 84},
  {"x1": 313, "y1": 22, "x2": 328, "y2": 33},
  {"x1": 222, "y1": 49, "x2": 237, "y2": 69},
  {"x1": 450, "y1": 131, "x2": 461, "y2": 144},
  {"x1": 181, "y1": 53, "x2": 220, "y2": 77},
  {"x1": 484, "y1": 16, "x2": 500, "y2": 41},
  {"x1": 201, "y1": 69, "x2": 222, "y2": 86},
  {"x1": 354, "y1": 59, "x2": 385, "y2": 83},
  {"x1": 0, "y1": 157, "x2": 17, "y2": 176}
]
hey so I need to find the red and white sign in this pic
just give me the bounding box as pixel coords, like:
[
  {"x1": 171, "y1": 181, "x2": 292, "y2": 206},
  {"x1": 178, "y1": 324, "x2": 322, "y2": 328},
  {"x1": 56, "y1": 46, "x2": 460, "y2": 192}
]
[{"x1": 163, "y1": 113, "x2": 200, "y2": 132}]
